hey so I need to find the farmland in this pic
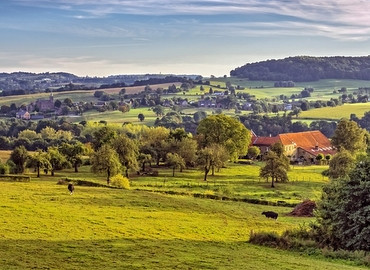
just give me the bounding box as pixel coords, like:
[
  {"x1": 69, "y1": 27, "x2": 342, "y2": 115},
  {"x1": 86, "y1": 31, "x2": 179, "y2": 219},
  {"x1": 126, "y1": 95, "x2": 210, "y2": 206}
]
[
  {"x1": 298, "y1": 103, "x2": 370, "y2": 120},
  {"x1": 0, "y1": 160, "x2": 365, "y2": 269}
]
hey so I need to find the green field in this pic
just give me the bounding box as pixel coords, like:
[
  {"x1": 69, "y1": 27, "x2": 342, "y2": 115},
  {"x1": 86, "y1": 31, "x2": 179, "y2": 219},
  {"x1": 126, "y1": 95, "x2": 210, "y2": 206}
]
[
  {"x1": 0, "y1": 162, "x2": 365, "y2": 269},
  {"x1": 212, "y1": 78, "x2": 370, "y2": 100},
  {"x1": 65, "y1": 108, "x2": 162, "y2": 126},
  {"x1": 299, "y1": 103, "x2": 370, "y2": 120}
]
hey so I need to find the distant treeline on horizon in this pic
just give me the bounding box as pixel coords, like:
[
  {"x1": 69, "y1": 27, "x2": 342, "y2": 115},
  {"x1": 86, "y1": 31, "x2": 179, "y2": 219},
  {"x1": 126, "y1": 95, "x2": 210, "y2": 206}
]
[{"x1": 230, "y1": 56, "x2": 370, "y2": 82}]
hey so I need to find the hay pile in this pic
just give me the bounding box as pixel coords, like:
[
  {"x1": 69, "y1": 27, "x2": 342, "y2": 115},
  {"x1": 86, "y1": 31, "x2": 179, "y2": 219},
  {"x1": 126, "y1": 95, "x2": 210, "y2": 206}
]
[{"x1": 290, "y1": 200, "x2": 316, "y2": 217}]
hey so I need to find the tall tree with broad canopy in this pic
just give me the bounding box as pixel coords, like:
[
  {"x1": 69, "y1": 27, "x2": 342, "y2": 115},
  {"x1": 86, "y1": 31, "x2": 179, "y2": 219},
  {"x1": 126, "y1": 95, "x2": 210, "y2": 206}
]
[
  {"x1": 59, "y1": 142, "x2": 85, "y2": 173},
  {"x1": 140, "y1": 126, "x2": 170, "y2": 166},
  {"x1": 27, "y1": 150, "x2": 51, "y2": 177},
  {"x1": 47, "y1": 147, "x2": 69, "y2": 176},
  {"x1": 197, "y1": 114, "x2": 251, "y2": 161},
  {"x1": 331, "y1": 118, "x2": 367, "y2": 154},
  {"x1": 90, "y1": 145, "x2": 122, "y2": 185},
  {"x1": 112, "y1": 134, "x2": 139, "y2": 178}
]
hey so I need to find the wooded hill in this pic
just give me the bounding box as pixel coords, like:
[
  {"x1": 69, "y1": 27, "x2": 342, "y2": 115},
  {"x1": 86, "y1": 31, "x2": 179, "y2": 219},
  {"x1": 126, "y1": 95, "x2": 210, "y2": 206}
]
[{"x1": 230, "y1": 56, "x2": 370, "y2": 82}]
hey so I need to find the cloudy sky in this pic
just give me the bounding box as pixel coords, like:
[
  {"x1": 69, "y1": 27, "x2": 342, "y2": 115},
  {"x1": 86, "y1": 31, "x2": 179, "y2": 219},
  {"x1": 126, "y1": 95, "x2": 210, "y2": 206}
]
[{"x1": 1, "y1": 0, "x2": 370, "y2": 77}]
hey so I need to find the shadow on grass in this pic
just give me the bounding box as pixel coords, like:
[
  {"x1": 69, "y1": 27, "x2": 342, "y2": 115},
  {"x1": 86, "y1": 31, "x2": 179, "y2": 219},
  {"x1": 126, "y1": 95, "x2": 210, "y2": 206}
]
[{"x1": 0, "y1": 238, "x2": 355, "y2": 270}]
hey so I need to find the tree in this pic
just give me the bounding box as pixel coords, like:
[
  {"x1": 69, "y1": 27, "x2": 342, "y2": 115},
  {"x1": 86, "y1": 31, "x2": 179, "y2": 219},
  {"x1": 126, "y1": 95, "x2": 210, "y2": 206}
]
[
  {"x1": 197, "y1": 114, "x2": 251, "y2": 161},
  {"x1": 140, "y1": 126, "x2": 170, "y2": 166},
  {"x1": 259, "y1": 143, "x2": 290, "y2": 187},
  {"x1": 172, "y1": 137, "x2": 197, "y2": 168},
  {"x1": 90, "y1": 145, "x2": 122, "y2": 185},
  {"x1": 112, "y1": 134, "x2": 139, "y2": 178},
  {"x1": 316, "y1": 153, "x2": 324, "y2": 165},
  {"x1": 59, "y1": 142, "x2": 85, "y2": 172},
  {"x1": 92, "y1": 126, "x2": 117, "y2": 151},
  {"x1": 27, "y1": 150, "x2": 50, "y2": 177},
  {"x1": 327, "y1": 150, "x2": 356, "y2": 179},
  {"x1": 138, "y1": 153, "x2": 152, "y2": 172},
  {"x1": 247, "y1": 146, "x2": 260, "y2": 160},
  {"x1": 197, "y1": 144, "x2": 229, "y2": 181},
  {"x1": 166, "y1": 153, "x2": 185, "y2": 177},
  {"x1": 138, "y1": 113, "x2": 145, "y2": 122},
  {"x1": 153, "y1": 105, "x2": 165, "y2": 117},
  {"x1": 193, "y1": 111, "x2": 207, "y2": 123},
  {"x1": 260, "y1": 152, "x2": 289, "y2": 188},
  {"x1": 331, "y1": 118, "x2": 367, "y2": 154},
  {"x1": 292, "y1": 107, "x2": 301, "y2": 118},
  {"x1": 18, "y1": 129, "x2": 41, "y2": 141},
  {"x1": 9, "y1": 146, "x2": 28, "y2": 174},
  {"x1": 314, "y1": 157, "x2": 370, "y2": 251},
  {"x1": 47, "y1": 147, "x2": 69, "y2": 176},
  {"x1": 119, "y1": 88, "x2": 126, "y2": 97}
]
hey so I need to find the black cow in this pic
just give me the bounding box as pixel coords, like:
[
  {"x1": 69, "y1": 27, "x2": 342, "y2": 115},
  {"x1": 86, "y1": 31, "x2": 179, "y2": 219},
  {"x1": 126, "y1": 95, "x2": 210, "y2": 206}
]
[
  {"x1": 262, "y1": 211, "x2": 278, "y2": 220},
  {"x1": 68, "y1": 183, "x2": 75, "y2": 195}
]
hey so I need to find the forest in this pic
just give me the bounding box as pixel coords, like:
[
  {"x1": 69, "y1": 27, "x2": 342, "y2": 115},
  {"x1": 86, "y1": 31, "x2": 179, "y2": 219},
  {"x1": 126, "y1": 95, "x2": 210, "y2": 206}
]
[{"x1": 230, "y1": 56, "x2": 370, "y2": 81}]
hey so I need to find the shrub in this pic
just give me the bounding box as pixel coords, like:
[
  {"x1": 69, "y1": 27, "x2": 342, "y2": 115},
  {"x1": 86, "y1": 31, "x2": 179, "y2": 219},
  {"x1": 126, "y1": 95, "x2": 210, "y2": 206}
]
[
  {"x1": 110, "y1": 174, "x2": 130, "y2": 189},
  {"x1": 0, "y1": 163, "x2": 9, "y2": 175}
]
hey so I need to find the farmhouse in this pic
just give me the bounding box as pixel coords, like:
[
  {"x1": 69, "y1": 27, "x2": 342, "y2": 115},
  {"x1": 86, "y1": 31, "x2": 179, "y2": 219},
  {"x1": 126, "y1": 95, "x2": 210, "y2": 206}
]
[{"x1": 252, "y1": 130, "x2": 336, "y2": 163}]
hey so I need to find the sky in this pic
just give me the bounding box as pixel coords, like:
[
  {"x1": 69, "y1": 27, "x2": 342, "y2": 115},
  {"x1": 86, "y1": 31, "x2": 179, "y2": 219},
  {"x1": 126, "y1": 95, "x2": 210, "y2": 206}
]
[{"x1": 1, "y1": 0, "x2": 370, "y2": 77}]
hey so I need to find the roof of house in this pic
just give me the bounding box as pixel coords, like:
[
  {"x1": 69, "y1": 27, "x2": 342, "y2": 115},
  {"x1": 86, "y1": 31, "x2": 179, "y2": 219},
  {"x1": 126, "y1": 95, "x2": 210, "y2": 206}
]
[
  {"x1": 252, "y1": 136, "x2": 280, "y2": 146},
  {"x1": 252, "y1": 130, "x2": 336, "y2": 156},
  {"x1": 277, "y1": 130, "x2": 330, "y2": 148}
]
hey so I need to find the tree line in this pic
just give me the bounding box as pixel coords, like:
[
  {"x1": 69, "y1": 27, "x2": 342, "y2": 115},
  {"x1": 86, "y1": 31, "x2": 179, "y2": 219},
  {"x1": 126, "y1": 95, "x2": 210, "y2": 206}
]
[
  {"x1": 230, "y1": 56, "x2": 370, "y2": 81},
  {"x1": 0, "y1": 115, "x2": 250, "y2": 184}
]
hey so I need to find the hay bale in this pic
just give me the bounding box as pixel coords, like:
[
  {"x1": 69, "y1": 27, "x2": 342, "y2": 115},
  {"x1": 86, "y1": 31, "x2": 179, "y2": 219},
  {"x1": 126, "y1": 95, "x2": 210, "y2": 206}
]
[{"x1": 290, "y1": 199, "x2": 316, "y2": 217}]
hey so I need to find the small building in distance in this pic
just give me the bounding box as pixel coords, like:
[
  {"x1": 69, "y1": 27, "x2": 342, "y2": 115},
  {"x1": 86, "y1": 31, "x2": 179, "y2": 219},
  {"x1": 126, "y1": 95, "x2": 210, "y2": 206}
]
[
  {"x1": 30, "y1": 93, "x2": 55, "y2": 112},
  {"x1": 16, "y1": 109, "x2": 30, "y2": 120}
]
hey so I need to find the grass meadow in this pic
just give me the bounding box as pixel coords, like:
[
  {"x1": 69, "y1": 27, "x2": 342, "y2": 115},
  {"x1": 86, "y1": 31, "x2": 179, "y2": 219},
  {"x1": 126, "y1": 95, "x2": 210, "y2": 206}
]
[
  {"x1": 65, "y1": 108, "x2": 161, "y2": 126},
  {"x1": 0, "y1": 83, "x2": 181, "y2": 107},
  {"x1": 299, "y1": 103, "x2": 370, "y2": 120},
  {"x1": 1, "y1": 157, "x2": 365, "y2": 269}
]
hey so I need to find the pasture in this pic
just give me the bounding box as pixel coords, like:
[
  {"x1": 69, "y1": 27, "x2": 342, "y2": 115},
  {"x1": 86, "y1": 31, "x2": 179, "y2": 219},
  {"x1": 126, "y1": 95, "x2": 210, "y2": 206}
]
[
  {"x1": 65, "y1": 108, "x2": 161, "y2": 126},
  {"x1": 299, "y1": 103, "x2": 370, "y2": 120},
  {"x1": 0, "y1": 83, "x2": 181, "y2": 107},
  {"x1": 212, "y1": 78, "x2": 370, "y2": 100},
  {"x1": 0, "y1": 156, "x2": 366, "y2": 269}
]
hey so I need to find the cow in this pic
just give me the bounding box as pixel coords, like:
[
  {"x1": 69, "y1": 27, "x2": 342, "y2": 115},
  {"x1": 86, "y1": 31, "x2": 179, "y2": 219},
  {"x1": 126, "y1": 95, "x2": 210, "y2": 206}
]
[
  {"x1": 262, "y1": 211, "x2": 278, "y2": 220},
  {"x1": 68, "y1": 183, "x2": 75, "y2": 195}
]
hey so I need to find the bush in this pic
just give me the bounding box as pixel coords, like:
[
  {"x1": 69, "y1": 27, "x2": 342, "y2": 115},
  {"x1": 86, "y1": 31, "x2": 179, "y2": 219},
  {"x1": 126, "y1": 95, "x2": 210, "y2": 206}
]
[
  {"x1": 110, "y1": 174, "x2": 130, "y2": 189},
  {"x1": 0, "y1": 163, "x2": 9, "y2": 175}
]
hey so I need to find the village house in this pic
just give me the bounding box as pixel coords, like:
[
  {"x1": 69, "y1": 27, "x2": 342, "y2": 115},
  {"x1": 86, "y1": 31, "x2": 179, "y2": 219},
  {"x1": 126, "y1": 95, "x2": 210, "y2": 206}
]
[
  {"x1": 16, "y1": 109, "x2": 30, "y2": 120},
  {"x1": 252, "y1": 130, "x2": 336, "y2": 163}
]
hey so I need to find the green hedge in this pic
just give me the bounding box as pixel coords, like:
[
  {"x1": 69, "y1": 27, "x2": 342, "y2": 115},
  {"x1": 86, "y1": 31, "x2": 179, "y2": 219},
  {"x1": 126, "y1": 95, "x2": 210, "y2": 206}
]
[{"x1": 0, "y1": 175, "x2": 31, "y2": 182}]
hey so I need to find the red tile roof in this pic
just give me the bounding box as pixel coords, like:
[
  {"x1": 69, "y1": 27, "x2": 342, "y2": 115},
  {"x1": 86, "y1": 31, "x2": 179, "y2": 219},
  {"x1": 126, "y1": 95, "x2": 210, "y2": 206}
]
[
  {"x1": 277, "y1": 130, "x2": 331, "y2": 148},
  {"x1": 252, "y1": 136, "x2": 280, "y2": 146},
  {"x1": 252, "y1": 130, "x2": 336, "y2": 157}
]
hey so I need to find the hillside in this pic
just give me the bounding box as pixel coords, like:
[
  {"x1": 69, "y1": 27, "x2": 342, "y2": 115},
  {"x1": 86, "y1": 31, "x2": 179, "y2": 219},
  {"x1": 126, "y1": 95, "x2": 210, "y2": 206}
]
[{"x1": 230, "y1": 56, "x2": 370, "y2": 82}]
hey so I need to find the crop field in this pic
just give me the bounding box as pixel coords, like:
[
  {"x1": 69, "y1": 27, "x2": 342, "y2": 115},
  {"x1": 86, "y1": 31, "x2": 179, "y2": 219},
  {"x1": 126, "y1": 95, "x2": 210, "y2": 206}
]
[
  {"x1": 299, "y1": 103, "x2": 370, "y2": 120},
  {"x1": 0, "y1": 150, "x2": 11, "y2": 162}
]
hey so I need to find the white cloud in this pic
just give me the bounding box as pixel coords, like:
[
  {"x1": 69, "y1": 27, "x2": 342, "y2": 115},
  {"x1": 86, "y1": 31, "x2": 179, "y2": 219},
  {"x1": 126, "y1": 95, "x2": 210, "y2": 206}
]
[{"x1": 11, "y1": 0, "x2": 370, "y2": 41}]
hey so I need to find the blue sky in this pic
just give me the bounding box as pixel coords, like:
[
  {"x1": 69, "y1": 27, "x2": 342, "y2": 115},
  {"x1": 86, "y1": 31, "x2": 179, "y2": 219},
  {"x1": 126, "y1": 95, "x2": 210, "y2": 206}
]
[{"x1": 1, "y1": 0, "x2": 370, "y2": 77}]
